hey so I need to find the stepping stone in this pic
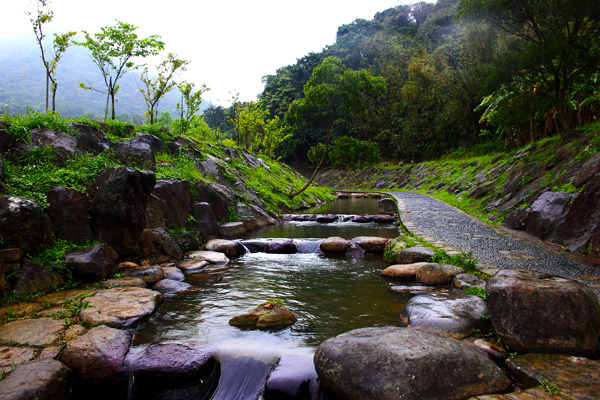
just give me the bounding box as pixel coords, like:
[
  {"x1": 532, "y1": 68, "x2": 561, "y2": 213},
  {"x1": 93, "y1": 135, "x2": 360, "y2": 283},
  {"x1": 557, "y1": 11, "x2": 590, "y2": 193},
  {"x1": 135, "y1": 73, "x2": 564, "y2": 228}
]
[
  {"x1": 398, "y1": 291, "x2": 490, "y2": 339},
  {"x1": 79, "y1": 287, "x2": 163, "y2": 328},
  {"x1": 177, "y1": 260, "x2": 210, "y2": 273},
  {"x1": 187, "y1": 250, "x2": 229, "y2": 264},
  {"x1": 320, "y1": 237, "x2": 351, "y2": 254},
  {"x1": 0, "y1": 318, "x2": 65, "y2": 347},
  {"x1": 122, "y1": 265, "x2": 165, "y2": 284},
  {"x1": 205, "y1": 239, "x2": 246, "y2": 258},
  {"x1": 381, "y1": 262, "x2": 428, "y2": 280},
  {"x1": 152, "y1": 279, "x2": 192, "y2": 294},
  {"x1": 0, "y1": 347, "x2": 35, "y2": 370},
  {"x1": 390, "y1": 285, "x2": 448, "y2": 294},
  {"x1": 453, "y1": 273, "x2": 487, "y2": 290}
]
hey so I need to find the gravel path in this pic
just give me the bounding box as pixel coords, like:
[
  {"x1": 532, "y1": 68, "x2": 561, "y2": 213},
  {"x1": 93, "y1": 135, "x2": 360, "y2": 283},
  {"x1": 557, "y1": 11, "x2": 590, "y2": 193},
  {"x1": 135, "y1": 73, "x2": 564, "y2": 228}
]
[{"x1": 389, "y1": 191, "x2": 600, "y2": 296}]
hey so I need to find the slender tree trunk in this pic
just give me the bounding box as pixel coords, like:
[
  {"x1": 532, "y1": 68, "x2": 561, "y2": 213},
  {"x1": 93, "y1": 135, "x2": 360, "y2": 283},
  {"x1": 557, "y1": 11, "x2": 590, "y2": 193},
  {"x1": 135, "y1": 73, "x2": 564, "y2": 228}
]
[
  {"x1": 45, "y1": 62, "x2": 50, "y2": 112},
  {"x1": 52, "y1": 82, "x2": 57, "y2": 112},
  {"x1": 110, "y1": 76, "x2": 116, "y2": 120},
  {"x1": 289, "y1": 132, "x2": 332, "y2": 198}
]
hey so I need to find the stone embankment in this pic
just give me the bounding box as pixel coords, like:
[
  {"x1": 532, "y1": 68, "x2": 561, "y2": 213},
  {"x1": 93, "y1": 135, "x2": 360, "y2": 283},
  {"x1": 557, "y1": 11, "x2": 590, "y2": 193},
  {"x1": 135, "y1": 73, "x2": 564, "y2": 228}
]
[{"x1": 314, "y1": 130, "x2": 600, "y2": 259}]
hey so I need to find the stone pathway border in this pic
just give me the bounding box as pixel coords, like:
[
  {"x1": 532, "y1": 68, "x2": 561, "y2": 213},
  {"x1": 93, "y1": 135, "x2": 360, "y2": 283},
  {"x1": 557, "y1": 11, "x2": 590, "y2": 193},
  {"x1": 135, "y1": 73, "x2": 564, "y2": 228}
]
[{"x1": 388, "y1": 191, "x2": 600, "y2": 297}]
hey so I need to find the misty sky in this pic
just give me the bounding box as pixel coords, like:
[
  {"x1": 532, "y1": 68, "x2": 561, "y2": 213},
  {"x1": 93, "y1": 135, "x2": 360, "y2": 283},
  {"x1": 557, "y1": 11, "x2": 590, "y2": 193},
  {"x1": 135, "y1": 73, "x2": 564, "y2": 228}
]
[{"x1": 2, "y1": 0, "x2": 411, "y2": 105}]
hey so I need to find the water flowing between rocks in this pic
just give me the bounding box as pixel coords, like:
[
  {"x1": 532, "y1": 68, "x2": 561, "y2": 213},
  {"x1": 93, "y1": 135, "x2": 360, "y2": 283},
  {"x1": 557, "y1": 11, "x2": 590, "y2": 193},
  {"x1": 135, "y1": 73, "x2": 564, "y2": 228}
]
[{"x1": 126, "y1": 197, "x2": 410, "y2": 399}]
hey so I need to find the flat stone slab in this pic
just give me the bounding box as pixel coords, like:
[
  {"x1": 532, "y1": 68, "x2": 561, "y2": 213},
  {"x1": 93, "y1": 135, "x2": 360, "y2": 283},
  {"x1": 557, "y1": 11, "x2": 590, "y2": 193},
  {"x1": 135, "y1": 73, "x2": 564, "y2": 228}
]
[
  {"x1": 187, "y1": 250, "x2": 229, "y2": 264},
  {"x1": 122, "y1": 265, "x2": 165, "y2": 284},
  {"x1": 79, "y1": 287, "x2": 163, "y2": 328},
  {"x1": 454, "y1": 273, "x2": 487, "y2": 290},
  {"x1": 35, "y1": 289, "x2": 92, "y2": 304},
  {"x1": 390, "y1": 285, "x2": 449, "y2": 294},
  {"x1": 506, "y1": 353, "x2": 600, "y2": 399},
  {"x1": 395, "y1": 246, "x2": 435, "y2": 264},
  {"x1": 162, "y1": 266, "x2": 185, "y2": 281},
  {"x1": 0, "y1": 347, "x2": 35, "y2": 369},
  {"x1": 152, "y1": 279, "x2": 193, "y2": 294},
  {"x1": 177, "y1": 260, "x2": 210, "y2": 273},
  {"x1": 0, "y1": 359, "x2": 73, "y2": 399},
  {"x1": 0, "y1": 318, "x2": 65, "y2": 347},
  {"x1": 398, "y1": 291, "x2": 490, "y2": 339}
]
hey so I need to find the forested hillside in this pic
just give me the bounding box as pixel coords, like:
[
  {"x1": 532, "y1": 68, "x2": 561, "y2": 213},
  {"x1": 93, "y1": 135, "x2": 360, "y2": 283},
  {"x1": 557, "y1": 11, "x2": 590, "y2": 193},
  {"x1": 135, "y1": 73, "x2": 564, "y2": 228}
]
[
  {"x1": 260, "y1": 0, "x2": 600, "y2": 164},
  {"x1": 0, "y1": 34, "x2": 207, "y2": 121}
]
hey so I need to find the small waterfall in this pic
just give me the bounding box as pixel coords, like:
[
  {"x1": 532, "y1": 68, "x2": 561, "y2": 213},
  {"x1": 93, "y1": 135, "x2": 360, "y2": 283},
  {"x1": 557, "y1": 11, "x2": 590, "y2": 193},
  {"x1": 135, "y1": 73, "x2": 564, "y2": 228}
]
[
  {"x1": 296, "y1": 240, "x2": 324, "y2": 254},
  {"x1": 211, "y1": 343, "x2": 280, "y2": 400}
]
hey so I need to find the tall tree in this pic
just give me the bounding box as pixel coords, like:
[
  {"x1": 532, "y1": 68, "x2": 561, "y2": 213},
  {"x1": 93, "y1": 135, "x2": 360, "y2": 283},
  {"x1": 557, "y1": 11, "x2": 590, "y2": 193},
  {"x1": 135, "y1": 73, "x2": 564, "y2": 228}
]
[
  {"x1": 139, "y1": 53, "x2": 189, "y2": 124},
  {"x1": 27, "y1": 0, "x2": 76, "y2": 112},
  {"x1": 78, "y1": 20, "x2": 164, "y2": 120},
  {"x1": 460, "y1": 0, "x2": 600, "y2": 133},
  {"x1": 285, "y1": 57, "x2": 386, "y2": 197}
]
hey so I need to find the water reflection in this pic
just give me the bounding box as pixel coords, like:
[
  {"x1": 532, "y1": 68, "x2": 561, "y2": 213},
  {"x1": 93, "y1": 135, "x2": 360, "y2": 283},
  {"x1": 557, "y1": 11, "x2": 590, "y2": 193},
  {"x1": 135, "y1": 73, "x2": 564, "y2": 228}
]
[
  {"x1": 128, "y1": 252, "x2": 410, "y2": 357},
  {"x1": 300, "y1": 197, "x2": 380, "y2": 215}
]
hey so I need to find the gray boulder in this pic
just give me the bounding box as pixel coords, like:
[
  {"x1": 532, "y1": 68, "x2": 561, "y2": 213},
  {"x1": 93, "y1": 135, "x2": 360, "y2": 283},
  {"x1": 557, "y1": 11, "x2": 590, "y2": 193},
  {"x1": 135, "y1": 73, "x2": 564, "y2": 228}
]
[
  {"x1": 125, "y1": 341, "x2": 219, "y2": 400},
  {"x1": 352, "y1": 236, "x2": 388, "y2": 253},
  {"x1": 122, "y1": 265, "x2": 165, "y2": 285},
  {"x1": 0, "y1": 196, "x2": 55, "y2": 257},
  {"x1": 377, "y1": 198, "x2": 397, "y2": 214},
  {"x1": 219, "y1": 222, "x2": 246, "y2": 238},
  {"x1": 113, "y1": 135, "x2": 156, "y2": 172},
  {"x1": 190, "y1": 202, "x2": 219, "y2": 239},
  {"x1": 267, "y1": 239, "x2": 298, "y2": 254},
  {"x1": 398, "y1": 291, "x2": 490, "y2": 339},
  {"x1": 14, "y1": 259, "x2": 65, "y2": 297},
  {"x1": 314, "y1": 327, "x2": 511, "y2": 400},
  {"x1": 89, "y1": 167, "x2": 155, "y2": 256},
  {"x1": 65, "y1": 243, "x2": 118, "y2": 281},
  {"x1": 46, "y1": 186, "x2": 92, "y2": 244},
  {"x1": 136, "y1": 227, "x2": 184, "y2": 265},
  {"x1": 152, "y1": 279, "x2": 192, "y2": 294},
  {"x1": 150, "y1": 180, "x2": 190, "y2": 229},
  {"x1": 394, "y1": 246, "x2": 435, "y2": 264},
  {"x1": 69, "y1": 122, "x2": 111, "y2": 155},
  {"x1": 320, "y1": 237, "x2": 351, "y2": 254},
  {"x1": 487, "y1": 269, "x2": 600, "y2": 356},
  {"x1": 525, "y1": 191, "x2": 576, "y2": 238}
]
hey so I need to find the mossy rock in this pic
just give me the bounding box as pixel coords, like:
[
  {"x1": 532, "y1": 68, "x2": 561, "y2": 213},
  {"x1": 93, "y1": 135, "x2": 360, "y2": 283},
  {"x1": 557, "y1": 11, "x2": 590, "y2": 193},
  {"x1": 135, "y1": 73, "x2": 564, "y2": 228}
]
[{"x1": 229, "y1": 301, "x2": 297, "y2": 330}]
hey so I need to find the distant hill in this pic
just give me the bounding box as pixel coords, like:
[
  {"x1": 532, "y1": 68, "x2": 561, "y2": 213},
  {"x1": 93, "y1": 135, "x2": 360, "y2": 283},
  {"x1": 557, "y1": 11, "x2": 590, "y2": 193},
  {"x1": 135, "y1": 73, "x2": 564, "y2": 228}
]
[{"x1": 0, "y1": 34, "x2": 208, "y2": 121}]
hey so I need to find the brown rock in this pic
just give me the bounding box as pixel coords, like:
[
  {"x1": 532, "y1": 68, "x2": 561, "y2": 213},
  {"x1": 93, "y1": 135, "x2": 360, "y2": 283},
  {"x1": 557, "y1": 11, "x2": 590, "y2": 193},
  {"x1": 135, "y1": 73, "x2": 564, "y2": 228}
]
[
  {"x1": 122, "y1": 265, "x2": 165, "y2": 284},
  {"x1": 79, "y1": 287, "x2": 163, "y2": 328},
  {"x1": 177, "y1": 260, "x2": 210, "y2": 273},
  {"x1": 187, "y1": 250, "x2": 229, "y2": 264},
  {"x1": 13, "y1": 259, "x2": 65, "y2": 297},
  {"x1": 377, "y1": 198, "x2": 397, "y2": 214},
  {"x1": 0, "y1": 318, "x2": 65, "y2": 347},
  {"x1": 150, "y1": 180, "x2": 190, "y2": 229},
  {"x1": 46, "y1": 186, "x2": 92, "y2": 243},
  {"x1": 487, "y1": 269, "x2": 600, "y2": 356},
  {"x1": 320, "y1": 237, "x2": 351, "y2": 254},
  {"x1": 229, "y1": 303, "x2": 297, "y2": 330},
  {"x1": 416, "y1": 263, "x2": 463, "y2": 286},
  {"x1": 453, "y1": 273, "x2": 487, "y2": 290},
  {"x1": 381, "y1": 263, "x2": 428, "y2": 280},
  {"x1": 470, "y1": 339, "x2": 509, "y2": 364},
  {"x1": 100, "y1": 277, "x2": 146, "y2": 288},
  {"x1": 373, "y1": 214, "x2": 394, "y2": 223},
  {"x1": 0, "y1": 347, "x2": 35, "y2": 369},
  {"x1": 65, "y1": 243, "x2": 118, "y2": 281},
  {"x1": 394, "y1": 246, "x2": 435, "y2": 264},
  {"x1": 136, "y1": 227, "x2": 184, "y2": 264},
  {"x1": 0, "y1": 249, "x2": 20, "y2": 264}
]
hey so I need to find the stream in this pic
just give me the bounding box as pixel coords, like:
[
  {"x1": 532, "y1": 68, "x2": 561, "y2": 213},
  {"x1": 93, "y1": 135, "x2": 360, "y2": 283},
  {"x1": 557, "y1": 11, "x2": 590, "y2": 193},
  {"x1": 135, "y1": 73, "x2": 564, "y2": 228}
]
[{"x1": 126, "y1": 197, "x2": 410, "y2": 398}]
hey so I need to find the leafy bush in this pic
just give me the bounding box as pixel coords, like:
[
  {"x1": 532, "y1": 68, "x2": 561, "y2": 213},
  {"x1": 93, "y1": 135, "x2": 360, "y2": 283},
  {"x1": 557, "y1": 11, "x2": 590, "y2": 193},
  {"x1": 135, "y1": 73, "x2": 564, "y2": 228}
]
[{"x1": 430, "y1": 249, "x2": 478, "y2": 273}]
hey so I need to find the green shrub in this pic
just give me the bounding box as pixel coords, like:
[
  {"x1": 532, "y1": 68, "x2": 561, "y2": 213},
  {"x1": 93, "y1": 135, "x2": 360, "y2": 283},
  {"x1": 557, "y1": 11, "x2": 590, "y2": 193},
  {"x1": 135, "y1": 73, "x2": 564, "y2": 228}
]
[{"x1": 329, "y1": 136, "x2": 381, "y2": 170}]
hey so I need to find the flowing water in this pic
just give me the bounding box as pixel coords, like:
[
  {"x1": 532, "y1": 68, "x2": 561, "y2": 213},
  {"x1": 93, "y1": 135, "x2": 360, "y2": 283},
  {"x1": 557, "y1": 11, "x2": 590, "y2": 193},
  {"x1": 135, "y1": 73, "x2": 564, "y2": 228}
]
[{"x1": 126, "y1": 198, "x2": 411, "y2": 399}]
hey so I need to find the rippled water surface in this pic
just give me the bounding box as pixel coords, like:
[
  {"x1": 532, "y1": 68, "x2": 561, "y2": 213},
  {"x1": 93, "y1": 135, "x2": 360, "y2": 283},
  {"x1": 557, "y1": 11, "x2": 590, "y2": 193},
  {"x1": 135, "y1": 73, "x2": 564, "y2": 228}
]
[{"x1": 129, "y1": 197, "x2": 408, "y2": 363}]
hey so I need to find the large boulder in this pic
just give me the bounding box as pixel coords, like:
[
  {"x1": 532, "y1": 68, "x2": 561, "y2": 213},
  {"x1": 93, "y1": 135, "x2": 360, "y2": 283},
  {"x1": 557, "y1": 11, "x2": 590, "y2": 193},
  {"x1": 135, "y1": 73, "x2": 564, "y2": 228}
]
[
  {"x1": 150, "y1": 180, "x2": 190, "y2": 229},
  {"x1": 229, "y1": 303, "x2": 297, "y2": 330},
  {"x1": 13, "y1": 259, "x2": 65, "y2": 297},
  {"x1": 398, "y1": 291, "x2": 490, "y2": 339},
  {"x1": 89, "y1": 167, "x2": 156, "y2": 256},
  {"x1": 121, "y1": 265, "x2": 165, "y2": 285},
  {"x1": 187, "y1": 250, "x2": 229, "y2": 264},
  {"x1": 0, "y1": 359, "x2": 74, "y2": 400},
  {"x1": 79, "y1": 287, "x2": 163, "y2": 328},
  {"x1": 125, "y1": 341, "x2": 219, "y2": 400},
  {"x1": 0, "y1": 196, "x2": 54, "y2": 257},
  {"x1": 151, "y1": 279, "x2": 192, "y2": 294},
  {"x1": 190, "y1": 202, "x2": 219, "y2": 239},
  {"x1": 525, "y1": 191, "x2": 576, "y2": 238},
  {"x1": 144, "y1": 194, "x2": 167, "y2": 229},
  {"x1": 551, "y1": 173, "x2": 600, "y2": 252},
  {"x1": 205, "y1": 239, "x2": 246, "y2": 258},
  {"x1": 194, "y1": 180, "x2": 240, "y2": 223},
  {"x1": 219, "y1": 222, "x2": 246, "y2": 238},
  {"x1": 26, "y1": 128, "x2": 78, "y2": 164},
  {"x1": 136, "y1": 227, "x2": 184, "y2": 264},
  {"x1": 113, "y1": 135, "x2": 156, "y2": 172},
  {"x1": 68, "y1": 122, "x2": 111, "y2": 155},
  {"x1": 486, "y1": 269, "x2": 600, "y2": 356},
  {"x1": 64, "y1": 243, "x2": 118, "y2": 281},
  {"x1": 46, "y1": 186, "x2": 92, "y2": 243},
  {"x1": 60, "y1": 325, "x2": 131, "y2": 390},
  {"x1": 314, "y1": 327, "x2": 511, "y2": 400},
  {"x1": 320, "y1": 237, "x2": 351, "y2": 254}
]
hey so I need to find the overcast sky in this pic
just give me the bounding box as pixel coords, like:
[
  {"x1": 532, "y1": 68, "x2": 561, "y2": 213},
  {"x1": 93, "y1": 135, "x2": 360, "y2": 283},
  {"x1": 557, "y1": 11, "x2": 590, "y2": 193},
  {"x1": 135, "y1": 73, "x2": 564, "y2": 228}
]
[{"x1": 2, "y1": 0, "x2": 410, "y2": 105}]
